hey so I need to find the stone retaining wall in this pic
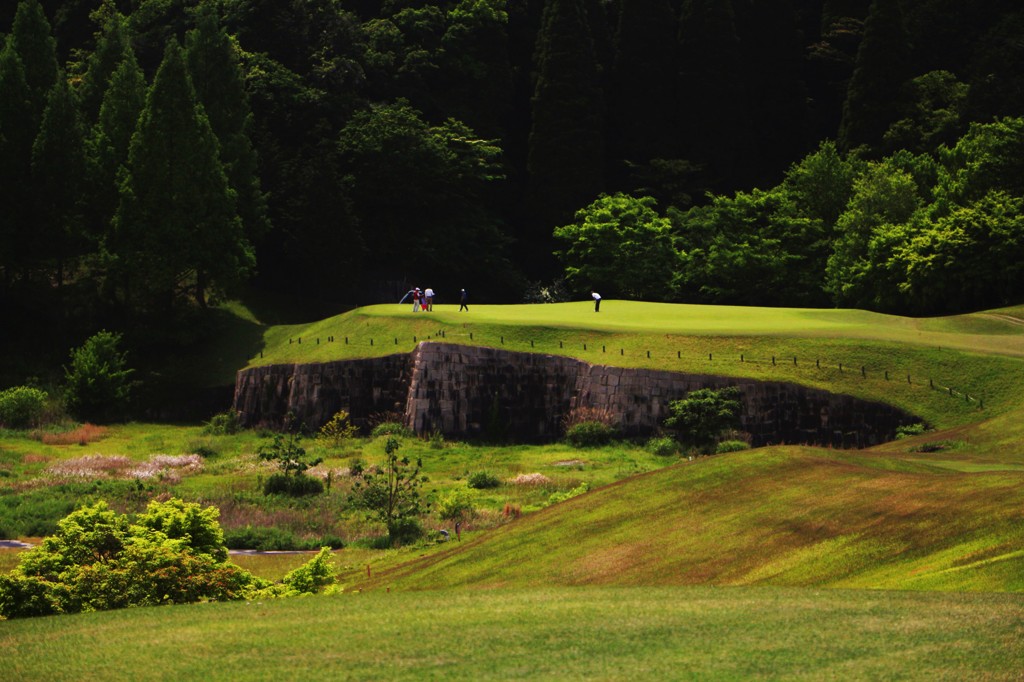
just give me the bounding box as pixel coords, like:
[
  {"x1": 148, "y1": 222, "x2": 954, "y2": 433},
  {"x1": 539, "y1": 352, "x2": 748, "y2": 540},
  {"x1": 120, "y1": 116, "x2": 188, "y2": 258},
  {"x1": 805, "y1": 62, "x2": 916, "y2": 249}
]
[{"x1": 233, "y1": 342, "x2": 917, "y2": 447}]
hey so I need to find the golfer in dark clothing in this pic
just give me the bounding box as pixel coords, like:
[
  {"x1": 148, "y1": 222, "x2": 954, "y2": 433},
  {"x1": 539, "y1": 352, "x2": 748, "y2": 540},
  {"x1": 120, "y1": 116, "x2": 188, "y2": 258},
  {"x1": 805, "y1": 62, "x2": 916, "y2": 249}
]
[
  {"x1": 591, "y1": 291, "x2": 601, "y2": 312},
  {"x1": 459, "y1": 288, "x2": 469, "y2": 311}
]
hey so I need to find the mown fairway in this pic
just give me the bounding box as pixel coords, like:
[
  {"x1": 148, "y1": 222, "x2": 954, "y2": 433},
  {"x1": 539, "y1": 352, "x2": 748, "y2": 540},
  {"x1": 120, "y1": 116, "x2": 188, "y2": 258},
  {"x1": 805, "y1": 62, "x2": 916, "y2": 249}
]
[{"x1": 2, "y1": 587, "x2": 1023, "y2": 681}]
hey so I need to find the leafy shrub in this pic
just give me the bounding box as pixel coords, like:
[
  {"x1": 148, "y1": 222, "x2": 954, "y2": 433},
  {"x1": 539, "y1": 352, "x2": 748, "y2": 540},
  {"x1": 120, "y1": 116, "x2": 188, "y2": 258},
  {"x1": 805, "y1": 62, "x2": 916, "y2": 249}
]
[
  {"x1": 427, "y1": 429, "x2": 445, "y2": 449},
  {"x1": 203, "y1": 409, "x2": 242, "y2": 435},
  {"x1": 63, "y1": 331, "x2": 135, "y2": 423},
  {"x1": 715, "y1": 440, "x2": 751, "y2": 454},
  {"x1": 548, "y1": 483, "x2": 590, "y2": 505},
  {"x1": 371, "y1": 421, "x2": 412, "y2": 438},
  {"x1": 896, "y1": 422, "x2": 928, "y2": 439},
  {"x1": 317, "y1": 410, "x2": 359, "y2": 448},
  {"x1": 664, "y1": 387, "x2": 743, "y2": 452},
  {"x1": 281, "y1": 547, "x2": 336, "y2": 594},
  {"x1": 467, "y1": 471, "x2": 501, "y2": 489},
  {"x1": 262, "y1": 472, "x2": 324, "y2": 497},
  {"x1": 565, "y1": 421, "x2": 616, "y2": 448},
  {"x1": 0, "y1": 499, "x2": 265, "y2": 619},
  {"x1": 435, "y1": 488, "x2": 476, "y2": 521},
  {"x1": 645, "y1": 435, "x2": 680, "y2": 457},
  {"x1": 0, "y1": 386, "x2": 49, "y2": 429},
  {"x1": 386, "y1": 517, "x2": 423, "y2": 546}
]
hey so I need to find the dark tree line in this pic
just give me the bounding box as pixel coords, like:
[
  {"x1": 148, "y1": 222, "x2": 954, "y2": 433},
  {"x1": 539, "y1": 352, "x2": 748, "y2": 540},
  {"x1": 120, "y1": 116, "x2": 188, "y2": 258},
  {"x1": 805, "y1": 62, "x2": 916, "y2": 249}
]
[{"x1": 2, "y1": 0, "x2": 1024, "y2": 341}]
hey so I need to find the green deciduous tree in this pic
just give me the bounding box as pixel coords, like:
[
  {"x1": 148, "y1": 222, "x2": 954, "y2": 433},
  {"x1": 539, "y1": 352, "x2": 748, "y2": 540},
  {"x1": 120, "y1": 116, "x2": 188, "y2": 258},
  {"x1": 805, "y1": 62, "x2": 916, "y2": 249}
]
[
  {"x1": 111, "y1": 40, "x2": 253, "y2": 312},
  {"x1": 825, "y1": 160, "x2": 922, "y2": 308},
  {"x1": 350, "y1": 436, "x2": 427, "y2": 545},
  {"x1": 553, "y1": 193, "x2": 680, "y2": 300}
]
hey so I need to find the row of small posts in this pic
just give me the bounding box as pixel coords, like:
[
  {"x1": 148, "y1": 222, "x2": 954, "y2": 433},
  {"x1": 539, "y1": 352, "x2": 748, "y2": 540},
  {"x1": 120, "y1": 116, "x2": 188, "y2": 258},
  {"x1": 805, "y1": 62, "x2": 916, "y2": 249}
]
[{"x1": 268, "y1": 328, "x2": 982, "y2": 409}]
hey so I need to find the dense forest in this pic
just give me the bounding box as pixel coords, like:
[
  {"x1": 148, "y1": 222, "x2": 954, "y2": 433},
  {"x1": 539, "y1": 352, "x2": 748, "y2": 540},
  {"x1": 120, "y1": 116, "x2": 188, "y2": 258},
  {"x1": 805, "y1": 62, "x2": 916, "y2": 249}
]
[{"x1": 2, "y1": 0, "x2": 1024, "y2": 364}]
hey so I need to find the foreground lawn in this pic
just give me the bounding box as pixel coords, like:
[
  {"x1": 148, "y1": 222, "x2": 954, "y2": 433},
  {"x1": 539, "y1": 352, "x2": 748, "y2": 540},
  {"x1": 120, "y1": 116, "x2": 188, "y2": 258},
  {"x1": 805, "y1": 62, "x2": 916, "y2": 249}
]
[{"x1": 2, "y1": 586, "x2": 1022, "y2": 681}]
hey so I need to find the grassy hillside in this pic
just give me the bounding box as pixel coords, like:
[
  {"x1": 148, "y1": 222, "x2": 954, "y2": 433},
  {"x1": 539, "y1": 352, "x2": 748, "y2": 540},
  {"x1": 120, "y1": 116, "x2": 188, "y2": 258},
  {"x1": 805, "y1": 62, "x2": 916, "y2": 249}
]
[
  {"x1": 359, "y1": 442, "x2": 1024, "y2": 593},
  {"x1": 3, "y1": 301, "x2": 1024, "y2": 679}
]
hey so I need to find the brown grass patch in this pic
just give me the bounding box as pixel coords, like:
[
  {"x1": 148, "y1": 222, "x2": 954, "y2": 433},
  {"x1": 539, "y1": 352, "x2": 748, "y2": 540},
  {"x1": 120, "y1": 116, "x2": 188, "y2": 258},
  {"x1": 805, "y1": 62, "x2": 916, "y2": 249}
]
[{"x1": 39, "y1": 423, "x2": 109, "y2": 446}]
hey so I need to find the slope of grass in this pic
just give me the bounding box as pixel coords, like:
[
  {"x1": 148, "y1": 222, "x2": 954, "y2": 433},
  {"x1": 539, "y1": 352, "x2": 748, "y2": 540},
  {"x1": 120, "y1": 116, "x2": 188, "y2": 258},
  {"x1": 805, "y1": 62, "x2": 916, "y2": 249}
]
[
  {"x1": 2, "y1": 587, "x2": 1022, "y2": 681},
  {"x1": 358, "y1": 441, "x2": 1024, "y2": 594}
]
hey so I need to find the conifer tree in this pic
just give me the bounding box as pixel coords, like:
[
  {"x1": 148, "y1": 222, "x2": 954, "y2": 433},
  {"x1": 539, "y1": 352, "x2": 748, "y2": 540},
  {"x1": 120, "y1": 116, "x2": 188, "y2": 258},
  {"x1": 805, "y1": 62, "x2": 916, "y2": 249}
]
[
  {"x1": 8, "y1": 0, "x2": 57, "y2": 129},
  {"x1": 609, "y1": 0, "x2": 678, "y2": 163},
  {"x1": 185, "y1": 5, "x2": 269, "y2": 243},
  {"x1": 735, "y1": 0, "x2": 810, "y2": 185},
  {"x1": 112, "y1": 41, "x2": 253, "y2": 312},
  {"x1": 527, "y1": 0, "x2": 605, "y2": 243},
  {"x1": 31, "y1": 71, "x2": 87, "y2": 286},
  {"x1": 77, "y1": 9, "x2": 133, "y2": 126},
  {"x1": 86, "y1": 47, "x2": 146, "y2": 244},
  {"x1": 0, "y1": 41, "x2": 35, "y2": 282},
  {"x1": 677, "y1": 0, "x2": 755, "y2": 189},
  {"x1": 838, "y1": 0, "x2": 911, "y2": 154}
]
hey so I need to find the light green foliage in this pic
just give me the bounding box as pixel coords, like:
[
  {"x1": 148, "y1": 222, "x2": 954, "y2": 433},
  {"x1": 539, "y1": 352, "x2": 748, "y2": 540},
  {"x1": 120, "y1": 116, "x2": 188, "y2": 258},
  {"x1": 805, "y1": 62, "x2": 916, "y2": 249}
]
[
  {"x1": 645, "y1": 435, "x2": 679, "y2": 457},
  {"x1": 664, "y1": 387, "x2": 742, "y2": 453},
  {"x1": 63, "y1": 330, "x2": 134, "y2": 423},
  {"x1": 349, "y1": 437, "x2": 428, "y2": 544},
  {"x1": 280, "y1": 547, "x2": 336, "y2": 595},
  {"x1": 714, "y1": 440, "x2": 750, "y2": 454},
  {"x1": 0, "y1": 500, "x2": 263, "y2": 618},
  {"x1": 554, "y1": 193, "x2": 680, "y2": 300},
  {"x1": 371, "y1": 421, "x2": 413, "y2": 438},
  {"x1": 317, "y1": 410, "x2": 359, "y2": 449},
  {"x1": 0, "y1": 385, "x2": 48, "y2": 428},
  {"x1": 547, "y1": 482, "x2": 589, "y2": 505},
  {"x1": 825, "y1": 160, "x2": 923, "y2": 307},
  {"x1": 435, "y1": 487, "x2": 476, "y2": 521}
]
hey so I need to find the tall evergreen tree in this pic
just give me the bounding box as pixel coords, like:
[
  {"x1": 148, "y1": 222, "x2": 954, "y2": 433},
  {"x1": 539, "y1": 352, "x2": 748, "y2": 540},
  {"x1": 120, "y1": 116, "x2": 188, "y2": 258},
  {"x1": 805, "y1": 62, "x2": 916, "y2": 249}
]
[
  {"x1": 526, "y1": 0, "x2": 605, "y2": 260},
  {"x1": 86, "y1": 46, "x2": 146, "y2": 245},
  {"x1": 677, "y1": 0, "x2": 755, "y2": 190},
  {"x1": 0, "y1": 41, "x2": 35, "y2": 283},
  {"x1": 31, "y1": 71, "x2": 87, "y2": 287},
  {"x1": 185, "y1": 4, "x2": 269, "y2": 243},
  {"x1": 838, "y1": 0, "x2": 911, "y2": 155},
  {"x1": 76, "y1": 9, "x2": 132, "y2": 125},
  {"x1": 8, "y1": 0, "x2": 57, "y2": 129},
  {"x1": 609, "y1": 0, "x2": 678, "y2": 164},
  {"x1": 112, "y1": 40, "x2": 253, "y2": 312},
  {"x1": 735, "y1": 0, "x2": 811, "y2": 185}
]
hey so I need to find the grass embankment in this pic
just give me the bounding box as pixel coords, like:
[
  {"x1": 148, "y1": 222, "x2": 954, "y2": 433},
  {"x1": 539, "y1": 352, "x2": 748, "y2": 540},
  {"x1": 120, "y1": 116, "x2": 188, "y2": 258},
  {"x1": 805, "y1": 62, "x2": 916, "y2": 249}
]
[
  {"x1": 2, "y1": 587, "x2": 1023, "y2": 681},
  {"x1": 244, "y1": 302, "x2": 1024, "y2": 428},
  {"x1": 360, "y1": 445, "x2": 1024, "y2": 593}
]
